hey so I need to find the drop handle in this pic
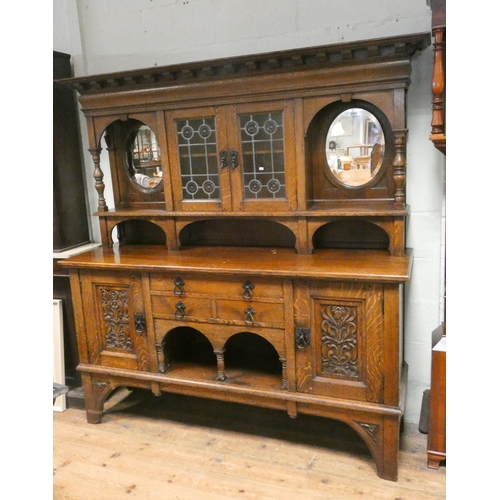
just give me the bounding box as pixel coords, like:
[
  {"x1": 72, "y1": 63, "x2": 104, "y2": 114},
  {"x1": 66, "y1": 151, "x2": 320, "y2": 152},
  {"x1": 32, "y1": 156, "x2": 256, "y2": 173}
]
[
  {"x1": 175, "y1": 301, "x2": 186, "y2": 319},
  {"x1": 244, "y1": 306, "x2": 256, "y2": 324},
  {"x1": 173, "y1": 277, "x2": 185, "y2": 295},
  {"x1": 134, "y1": 314, "x2": 146, "y2": 334},
  {"x1": 295, "y1": 327, "x2": 310, "y2": 349},
  {"x1": 242, "y1": 281, "x2": 254, "y2": 299}
]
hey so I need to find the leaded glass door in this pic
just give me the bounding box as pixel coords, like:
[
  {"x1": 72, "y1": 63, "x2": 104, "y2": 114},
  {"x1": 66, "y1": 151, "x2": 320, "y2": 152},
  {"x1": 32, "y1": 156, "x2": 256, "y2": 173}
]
[
  {"x1": 226, "y1": 101, "x2": 297, "y2": 211},
  {"x1": 167, "y1": 102, "x2": 296, "y2": 212},
  {"x1": 167, "y1": 107, "x2": 231, "y2": 211}
]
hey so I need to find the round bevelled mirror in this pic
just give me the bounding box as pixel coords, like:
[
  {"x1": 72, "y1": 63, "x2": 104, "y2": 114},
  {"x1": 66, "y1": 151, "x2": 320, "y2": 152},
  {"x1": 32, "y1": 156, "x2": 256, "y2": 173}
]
[
  {"x1": 325, "y1": 108, "x2": 385, "y2": 187},
  {"x1": 126, "y1": 124, "x2": 162, "y2": 189}
]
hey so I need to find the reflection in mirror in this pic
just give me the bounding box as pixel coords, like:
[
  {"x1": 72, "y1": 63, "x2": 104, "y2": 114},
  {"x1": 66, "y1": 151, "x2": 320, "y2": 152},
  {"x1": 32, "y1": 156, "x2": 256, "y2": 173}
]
[
  {"x1": 128, "y1": 125, "x2": 162, "y2": 189},
  {"x1": 325, "y1": 108, "x2": 385, "y2": 187}
]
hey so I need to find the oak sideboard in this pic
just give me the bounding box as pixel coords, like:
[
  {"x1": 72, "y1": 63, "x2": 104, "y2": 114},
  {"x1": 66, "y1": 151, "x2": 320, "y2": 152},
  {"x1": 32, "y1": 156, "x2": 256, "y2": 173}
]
[{"x1": 59, "y1": 32, "x2": 429, "y2": 481}]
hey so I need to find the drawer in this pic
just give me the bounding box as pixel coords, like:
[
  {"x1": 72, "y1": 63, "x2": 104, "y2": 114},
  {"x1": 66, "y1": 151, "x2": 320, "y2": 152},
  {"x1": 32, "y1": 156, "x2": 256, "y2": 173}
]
[
  {"x1": 216, "y1": 299, "x2": 284, "y2": 326},
  {"x1": 150, "y1": 273, "x2": 283, "y2": 300},
  {"x1": 151, "y1": 295, "x2": 213, "y2": 320}
]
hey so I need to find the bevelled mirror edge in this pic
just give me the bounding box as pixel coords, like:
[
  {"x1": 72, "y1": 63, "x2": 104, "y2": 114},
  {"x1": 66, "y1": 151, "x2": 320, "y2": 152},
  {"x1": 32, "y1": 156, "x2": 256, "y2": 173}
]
[{"x1": 325, "y1": 108, "x2": 385, "y2": 188}]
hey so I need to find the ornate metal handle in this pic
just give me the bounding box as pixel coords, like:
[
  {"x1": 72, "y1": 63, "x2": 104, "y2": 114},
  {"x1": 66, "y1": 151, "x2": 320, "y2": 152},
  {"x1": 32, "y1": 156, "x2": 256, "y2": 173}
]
[
  {"x1": 295, "y1": 327, "x2": 310, "y2": 349},
  {"x1": 230, "y1": 150, "x2": 239, "y2": 168},
  {"x1": 244, "y1": 306, "x2": 256, "y2": 324},
  {"x1": 173, "y1": 277, "x2": 185, "y2": 295},
  {"x1": 175, "y1": 301, "x2": 186, "y2": 319},
  {"x1": 242, "y1": 281, "x2": 254, "y2": 300},
  {"x1": 220, "y1": 150, "x2": 228, "y2": 168},
  {"x1": 134, "y1": 314, "x2": 146, "y2": 334}
]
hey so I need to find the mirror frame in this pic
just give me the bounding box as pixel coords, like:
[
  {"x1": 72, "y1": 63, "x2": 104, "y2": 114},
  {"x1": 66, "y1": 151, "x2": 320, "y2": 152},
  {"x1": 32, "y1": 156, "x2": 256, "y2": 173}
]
[
  {"x1": 319, "y1": 101, "x2": 392, "y2": 191},
  {"x1": 124, "y1": 121, "x2": 163, "y2": 192}
]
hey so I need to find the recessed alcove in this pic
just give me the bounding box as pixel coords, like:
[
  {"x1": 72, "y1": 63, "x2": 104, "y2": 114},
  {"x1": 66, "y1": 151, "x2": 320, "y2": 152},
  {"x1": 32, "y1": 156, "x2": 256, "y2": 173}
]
[
  {"x1": 179, "y1": 219, "x2": 296, "y2": 249},
  {"x1": 224, "y1": 332, "x2": 282, "y2": 376},
  {"x1": 305, "y1": 98, "x2": 395, "y2": 206},
  {"x1": 112, "y1": 219, "x2": 167, "y2": 245},
  {"x1": 162, "y1": 327, "x2": 216, "y2": 368},
  {"x1": 100, "y1": 117, "x2": 165, "y2": 210},
  {"x1": 312, "y1": 219, "x2": 390, "y2": 251}
]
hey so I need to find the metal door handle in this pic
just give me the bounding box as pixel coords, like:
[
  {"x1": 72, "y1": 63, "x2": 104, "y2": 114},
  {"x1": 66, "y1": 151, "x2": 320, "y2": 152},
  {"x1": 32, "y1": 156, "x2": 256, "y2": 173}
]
[
  {"x1": 244, "y1": 306, "x2": 256, "y2": 324},
  {"x1": 175, "y1": 301, "x2": 186, "y2": 319}
]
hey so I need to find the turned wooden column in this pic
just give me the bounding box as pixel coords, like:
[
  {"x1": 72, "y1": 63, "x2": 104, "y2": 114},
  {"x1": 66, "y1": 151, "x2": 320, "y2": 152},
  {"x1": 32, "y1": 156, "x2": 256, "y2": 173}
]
[
  {"x1": 89, "y1": 146, "x2": 108, "y2": 212},
  {"x1": 214, "y1": 350, "x2": 227, "y2": 381},
  {"x1": 431, "y1": 28, "x2": 445, "y2": 136},
  {"x1": 429, "y1": 0, "x2": 446, "y2": 153},
  {"x1": 392, "y1": 130, "x2": 407, "y2": 209}
]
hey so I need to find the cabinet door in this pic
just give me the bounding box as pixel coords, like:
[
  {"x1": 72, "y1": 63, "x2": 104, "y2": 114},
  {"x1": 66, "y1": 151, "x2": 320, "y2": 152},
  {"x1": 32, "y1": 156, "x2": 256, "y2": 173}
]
[
  {"x1": 295, "y1": 281, "x2": 386, "y2": 403},
  {"x1": 81, "y1": 270, "x2": 151, "y2": 371},
  {"x1": 166, "y1": 107, "x2": 231, "y2": 212},
  {"x1": 226, "y1": 100, "x2": 297, "y2": 211}
]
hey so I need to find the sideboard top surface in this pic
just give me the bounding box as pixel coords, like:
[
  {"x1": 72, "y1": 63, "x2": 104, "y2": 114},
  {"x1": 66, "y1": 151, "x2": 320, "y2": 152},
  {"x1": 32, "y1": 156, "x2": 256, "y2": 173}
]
[{"x1": 60, "y1": 245, "x2": 412, "y2": 283}]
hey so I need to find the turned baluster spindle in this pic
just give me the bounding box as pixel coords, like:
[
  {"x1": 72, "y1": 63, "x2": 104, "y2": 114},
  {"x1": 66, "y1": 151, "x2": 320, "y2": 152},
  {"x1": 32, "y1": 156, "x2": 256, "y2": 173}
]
[
  {"x1": 156, "y1": 344, "x2": 166, "y2": 373},
  {"x1": 392, "y1": 131, "x2": 407, "y2": 209},
  {"x1": 214, "y1": 350, "x2": 227, "y2": 382},
  {"x1": 431, "y1": 28, "x2": 445, "y2": 135},
  {"x1": 89, "y1": 147, "x2": 108, "y2": 212},
  {"x1": 279, "y1": 357, "x2": 288, "y2": 390}
]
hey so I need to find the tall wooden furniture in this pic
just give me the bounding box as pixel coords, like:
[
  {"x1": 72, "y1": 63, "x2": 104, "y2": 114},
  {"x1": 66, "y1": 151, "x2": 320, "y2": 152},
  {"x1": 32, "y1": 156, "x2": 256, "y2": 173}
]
[
  {"x1": 53, "y1": 51, "x2": 90, "y2": 252},
  {"x1": 428, "y1": 324, "x2": 446, "y2": 468},
  {"x1": 53, "y1": 51, "x2": 91, "y2": 388},
  {"x1": 427, "y1": 0, "x2": 446, "y2": 468},
  {"x1": 429, "y1": 0, "x2": 446, "y2": 154},
  {"x1": 58, "y1": 33, "x2": 429, "y2": 481}
]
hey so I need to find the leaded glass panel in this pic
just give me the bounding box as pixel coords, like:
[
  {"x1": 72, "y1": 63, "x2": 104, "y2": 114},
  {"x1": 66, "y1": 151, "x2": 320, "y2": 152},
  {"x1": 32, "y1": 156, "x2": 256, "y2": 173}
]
[
  {"x1": 177, "y1": 117, "x2": 220, "y2": 200},
  {"x1": 239, "y1": 112, "x2": 286, "y2": 200}
]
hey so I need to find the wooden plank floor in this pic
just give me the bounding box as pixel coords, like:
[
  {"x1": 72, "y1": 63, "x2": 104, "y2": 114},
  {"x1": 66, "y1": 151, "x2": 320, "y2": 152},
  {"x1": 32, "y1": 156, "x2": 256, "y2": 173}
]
[{"x1": 53, "y1": 389, "x2": 445, "y2": 499}]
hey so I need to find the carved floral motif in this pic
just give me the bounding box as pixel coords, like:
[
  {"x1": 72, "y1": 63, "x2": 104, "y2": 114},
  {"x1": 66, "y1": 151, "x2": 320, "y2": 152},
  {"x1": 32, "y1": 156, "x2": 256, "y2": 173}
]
[
  {"x1": 357, "y1": 422, "x2": 380, "y2": 443},
  {"x1": 320, "y1": 305, "x2": 358, "y2": 377},
  {"x1": 100, "y1": 288, "x2": 132, "y2": 350}
]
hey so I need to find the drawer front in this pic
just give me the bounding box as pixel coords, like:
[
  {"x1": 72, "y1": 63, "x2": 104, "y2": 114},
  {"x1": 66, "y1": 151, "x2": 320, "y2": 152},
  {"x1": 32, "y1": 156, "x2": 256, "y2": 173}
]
[
  {"x1": 151, "y1": 295, "x2": 213, "y2": 320},
  {"x1": 216, "y1": 299, "x2": 284, "y2": 327},
  {"x1": 150, "y1": 273, "x2": 283, "y2": 300}
]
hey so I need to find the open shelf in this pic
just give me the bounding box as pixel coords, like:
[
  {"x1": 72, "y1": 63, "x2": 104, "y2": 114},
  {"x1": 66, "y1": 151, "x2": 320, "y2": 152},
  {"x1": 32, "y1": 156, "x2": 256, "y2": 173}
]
[
  {"x1": 162, "y1": 328, "x2": 284, "y2": 390},
  {"x1": 179, "y1": 218, "x2": 296, "y2": 249},
  {"x1": 163, "y1": 327, "x2": 216, "y2": 367},
  {"x1": 113, "y1": 219, "x2": 167, "y2": 245},
  {"x1": 312, "y1": 219, "x2": 390, "y2": 250},
  {"x1": 164, "y1": 362, "x2": 283, "y2": 391}
]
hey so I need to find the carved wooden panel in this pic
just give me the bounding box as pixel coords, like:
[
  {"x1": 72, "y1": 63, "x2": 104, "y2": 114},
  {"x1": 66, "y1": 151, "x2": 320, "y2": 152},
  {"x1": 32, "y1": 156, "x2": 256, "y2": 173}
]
[
  {"x1": 320, "y1": 304, "x2": 359, "y2": 378},
  {"x1": 296, "y1": 281, "x2": 385, "y2": 403},
  {"x1": 100, "y1": 288, "x2": 132, "y2": 350},
  {"x1": 82, "y1": 270, "x2": 150, "y2": 371}
]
